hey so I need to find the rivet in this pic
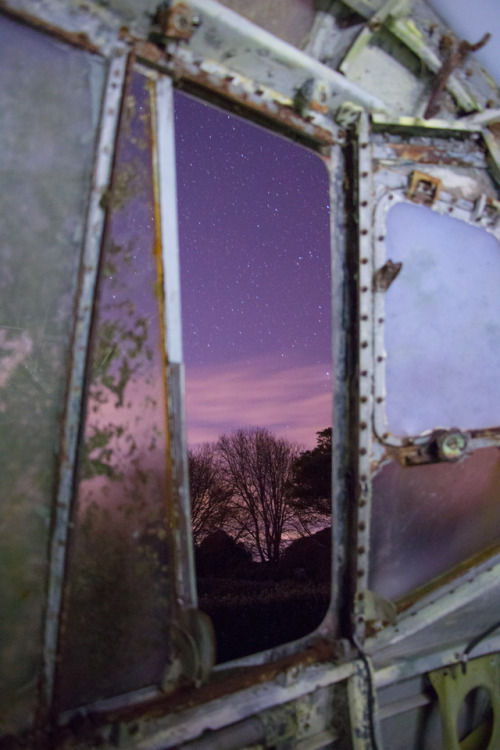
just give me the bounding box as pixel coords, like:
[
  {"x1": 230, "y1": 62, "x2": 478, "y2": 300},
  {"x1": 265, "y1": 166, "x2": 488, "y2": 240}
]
[
  {"x1": 378, "y1": 235, "x2": 385, "y2": 242},
  {"x1": 361, "y1": 286, "x2": 368, "y2": 293},
  {"x1": 360, "y1": 421, "x2": 367, "y2": 429},
  {"x1": 361, "y1": 341, "x2": 368, "y2": 348},
  {"x1": 360, "y1": 474, "x2": 367, "y2": 481},
  {"x1": 361, "y1": 314, "x2": 368, "y2": 321},
  {"x1": 357, "y1": 569, "x2": 365, "y2": 577},
  {"x1": 360, "y1": 447, "x2": 367, "y2": 455},
  {"x1": 361, "y1": 171, "x2": 369, "y2": 178},
  {"x1": 358, "y1": 546, "x2": 365, "y2": 554},
  {"x1": 361, "y1": 229, "x2": 368, "y2": 236},
  {"x1": 377, "y1": 355, "x2": 384, "y2": 362},
  {"x1": 361, "y1": 257, "x2": 368, "y2": 263},
  {"x1": 361, "y1": 370, "x2": 368, "y2": 377},
  {"x1": 361, "y1": 200, "x2": 368, "y2": 207},
  {"x1": 360, "y1": 395, "x2": 368, "y2": 403},
  {"x1": 388, "y1": 194, "x2": 394, "y2": 200},
  {"x1": 376, "y1": 396, "x2": 383, "y2": 403},
  {"x1": 378, "y1": 317, "x2": 384, "y2": 324}
]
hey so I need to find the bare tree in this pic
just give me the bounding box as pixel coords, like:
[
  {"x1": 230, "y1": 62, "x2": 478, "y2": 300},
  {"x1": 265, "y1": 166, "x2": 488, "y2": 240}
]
[
  {"x1": 217, "y1": 428, "x2": 299, "y2": 564},
  {"x1": 188, "y1": 443, "x2": 232, "y2": 545}
]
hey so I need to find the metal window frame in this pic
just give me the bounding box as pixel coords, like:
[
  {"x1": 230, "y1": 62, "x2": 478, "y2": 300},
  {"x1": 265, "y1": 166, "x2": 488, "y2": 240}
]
[
  {"x1": 352, "y1": 115, "x2": 500, "y2": 649},
  {"x1": 371, "y1": 153, "x2": 500, "y2": 450},
  {"x1": 4, "y1": 0, "x2": 500, "y2": 745}
]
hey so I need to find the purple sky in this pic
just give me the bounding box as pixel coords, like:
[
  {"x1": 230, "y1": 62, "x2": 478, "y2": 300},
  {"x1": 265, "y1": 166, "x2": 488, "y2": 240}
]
[{"x1": 174, "y1": 93, "x2": 332, "y2": 448}]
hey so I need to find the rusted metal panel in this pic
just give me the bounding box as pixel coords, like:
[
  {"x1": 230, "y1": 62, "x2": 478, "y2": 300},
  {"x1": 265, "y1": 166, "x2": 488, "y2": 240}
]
[
  {"x1": 3, "y1": 1, "x2": 500, "y2": 747},
  {"x1": 42, "y1": 50, "x2": 128, "y2": 721},
  {"x1": 1, "y1": 0, "x2": 127, "y2": 56},
  {"x1": 373, "y1": 140, "x2": 488, "y2": 168},
  {"x1": 171, "y1": 54, "x2": 339, "y2": 147},
  {"x1": 0, "y1": 16, "x2": 108, "y2": 736},
  {"x1": 52, "y1": 645, "x2": 350, "y2": 749}
]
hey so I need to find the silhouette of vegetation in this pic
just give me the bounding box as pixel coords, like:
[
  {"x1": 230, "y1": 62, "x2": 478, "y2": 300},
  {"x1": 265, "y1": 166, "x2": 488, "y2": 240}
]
[
  {"x1": 216, "y1": 428, "x2": 300, "y2": 564},
  {"x1": 188, "y1": 427, "x2": 333, "y2": 563},
  {"x1": 189, "y1": 428, "x2": 333, "y2": 661},
  {"x1": 279, "y1": 526, "x2": 332, "y2": 582},
  {"x1": 188, "y1": 444, "x2": 232, "y2": 545},
  {"x1": 196, "y1": 530, "x2": 252, "y2": 578},
  {"x1": 291, "y1": 427, "x2": 332, "y2": 518}
]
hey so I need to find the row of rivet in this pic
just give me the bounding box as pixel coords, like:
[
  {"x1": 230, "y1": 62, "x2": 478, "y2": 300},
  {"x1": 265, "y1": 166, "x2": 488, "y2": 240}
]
[{"x1": 355, "y1": 113, "x2": 373, "y2": 632}]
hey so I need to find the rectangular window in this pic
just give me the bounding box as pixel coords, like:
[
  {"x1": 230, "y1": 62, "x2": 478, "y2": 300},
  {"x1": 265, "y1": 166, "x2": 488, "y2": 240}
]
[
  {"x1": 174, "y1": 92, "x2": 333, "y2": 661},
  {"x1": 364, "y1": 129, "x2": 500, "y2": 606},
  {"x1": 383, "y1": 201, "x2": 500, "y2": 436}
]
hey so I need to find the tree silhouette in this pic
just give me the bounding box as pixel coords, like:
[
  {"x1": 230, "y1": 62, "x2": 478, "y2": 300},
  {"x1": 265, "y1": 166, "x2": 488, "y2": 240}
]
[
  {"x1": 292, "y1": 427, "x2": 332, "y2": 518},
  {"x1": 217, "y1": 428, "x2": 299, "y2": 564},
  {"x1": 188, "y1": 443, "x2": 232, "y2": 545}
]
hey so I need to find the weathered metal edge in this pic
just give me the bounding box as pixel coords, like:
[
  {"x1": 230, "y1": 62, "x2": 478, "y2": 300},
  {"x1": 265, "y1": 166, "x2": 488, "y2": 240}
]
[{"x1": 42, "y1": 51, "x2": 128, "y2": 716}]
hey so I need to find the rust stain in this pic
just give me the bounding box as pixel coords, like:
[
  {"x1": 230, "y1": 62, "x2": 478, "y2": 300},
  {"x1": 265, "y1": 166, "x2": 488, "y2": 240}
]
[
  {"x1": 174, "y1": 63, "x2": 335, "y2": 147},
  {"x1": 378, "y1": 142, "x2": 477, "y2": 167},
  {"x1": 164, "y1": 2, "x2": 196, "y2": 41},
  {"x1": 424, "y1": 32, "x2": 491, "y2": 119},
  {"x1": 408, "y1": 169, "x2": 441, "y2": 206},
  {"x1": 48, "y1": 640, "x2": 337, "y2": 747},
  {"x1": 0, "y1": 3, "x2": 101, "y2": 54},
  {"x1": 487, "y1": 121, "x2": 500, "y2": 140},
  {"x1": 134, "y1": 39, "x2": 168, "y2": 65}
]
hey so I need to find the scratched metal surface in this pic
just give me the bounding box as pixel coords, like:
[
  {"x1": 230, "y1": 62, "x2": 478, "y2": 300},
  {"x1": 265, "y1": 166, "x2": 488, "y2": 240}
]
[
  {"x1": 54, "y1": 70, "x2": 176, "y2": 712},
  {"x1": 0, "y1": 16, "x2": 105, "y2": 734}
]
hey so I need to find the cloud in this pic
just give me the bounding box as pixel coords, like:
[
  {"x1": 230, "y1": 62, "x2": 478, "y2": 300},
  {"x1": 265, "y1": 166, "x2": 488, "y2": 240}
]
[{"x1": 185, "y1": 354, "x2": 332, "y2": 448}]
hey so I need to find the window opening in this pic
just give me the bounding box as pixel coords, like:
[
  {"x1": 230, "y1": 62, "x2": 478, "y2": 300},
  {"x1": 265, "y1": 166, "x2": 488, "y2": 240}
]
[
  {"x1": 0, "y1": 17, "x2": 105, "y2": 731},
  {"x1": 369, "y1": 201, "x2": 500, "y2": 602},
  {"x1": 174, "y1": 92, "x2": 333, "y2": 661},
  {"x1": 55, "y1": 70, "x2": 176, "y2": 711},
  {"x1": 382, "y1": 201, "x2": 500, "y2": 437}
]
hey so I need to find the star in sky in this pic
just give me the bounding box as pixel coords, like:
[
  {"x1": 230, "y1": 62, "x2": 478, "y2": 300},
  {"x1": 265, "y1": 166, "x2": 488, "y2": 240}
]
[{"x1": 174, "y1": 92, "x2": 332, "y2": 447}]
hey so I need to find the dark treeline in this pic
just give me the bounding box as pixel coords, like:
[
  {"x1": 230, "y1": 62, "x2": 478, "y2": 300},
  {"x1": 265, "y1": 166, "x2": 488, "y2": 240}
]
[{"x1": 189, "y1": 426, "x2": 332, "y2": 566}]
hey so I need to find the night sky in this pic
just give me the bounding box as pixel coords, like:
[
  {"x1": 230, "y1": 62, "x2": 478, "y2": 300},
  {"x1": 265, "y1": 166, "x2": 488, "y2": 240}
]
[{"x1": 174, "y1": 92, "x2": 332, "y2": 447}]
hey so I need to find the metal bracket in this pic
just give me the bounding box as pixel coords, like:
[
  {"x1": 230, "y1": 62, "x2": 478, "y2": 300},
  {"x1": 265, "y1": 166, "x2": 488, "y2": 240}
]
[
  {"x1": 340, "y1": 0, "x2": 411, "y2": 76},
  {"x1": 407, "y1": 169, "x2": 441, "y2": 205},
  {"x1": 150, "y1": 1, "x2": 201, "y2": 43},
  {"x1": 356, "y1": 590, "x2": 397, "y2": 636},
  {"x1": 429, "y1": 654, "x2": 500, "y2": 750},
  {"x1": 398, "y1": 428, "x2": 469, "y2": 467}
]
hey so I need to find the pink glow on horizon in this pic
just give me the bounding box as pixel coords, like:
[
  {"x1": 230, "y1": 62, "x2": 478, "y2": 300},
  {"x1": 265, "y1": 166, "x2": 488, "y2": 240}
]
[{"x1": 184, "y1": 355, "x2": 332, "y2": 448}]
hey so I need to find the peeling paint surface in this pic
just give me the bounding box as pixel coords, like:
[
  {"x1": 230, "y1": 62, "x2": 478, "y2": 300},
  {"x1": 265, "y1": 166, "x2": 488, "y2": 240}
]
[{"x1": 54, "y1": 71, "x2": 176, "y2": 712}]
